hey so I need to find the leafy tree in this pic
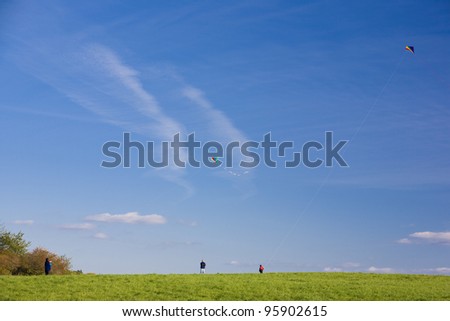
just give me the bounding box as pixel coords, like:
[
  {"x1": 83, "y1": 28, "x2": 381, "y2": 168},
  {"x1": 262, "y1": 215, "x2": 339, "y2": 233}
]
[
  {"x1": 0, "y1": 225, "x2": 29, "y2": 274},
  {"x1": 0, "y1": 226, "x2": 30, "y2": 255}
]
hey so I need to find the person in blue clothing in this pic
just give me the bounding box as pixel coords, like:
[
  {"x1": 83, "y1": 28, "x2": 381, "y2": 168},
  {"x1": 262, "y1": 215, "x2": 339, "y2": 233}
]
[
  {"x1": 200, "y1": 260, "x2": 206, "y2": 274},
  {"x1": 44, "y1": 258, "x2": 52, "y2": 275}
]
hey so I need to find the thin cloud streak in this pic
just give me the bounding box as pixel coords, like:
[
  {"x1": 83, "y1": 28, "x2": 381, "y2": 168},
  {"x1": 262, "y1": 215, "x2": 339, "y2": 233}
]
[
  {"x1": 9, "y1": 38, "x2": 195, "y2": 195},
  {"x1": 83, "y1": 44, "x2": 183, "y2": 138},
  {"x1": 181, "y1": 86, "x2": 247, "y2": 143},
  {"x1": 12, "y1": 39, "x2": 254, "y2": 195},
  {"x1": 7, "y1": 5, "x2": 252, "y2": 194},
  {"x1": 11, "y1": 220, "x2": 34, "y2": 225},
  {"x1": 86, "y1": 212, "x2": 167, "y2": 224}
]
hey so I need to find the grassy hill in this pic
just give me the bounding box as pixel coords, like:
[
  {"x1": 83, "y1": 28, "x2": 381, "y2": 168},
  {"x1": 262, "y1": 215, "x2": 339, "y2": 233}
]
[{"x1": 1, "y1": 272, "x2": 449, "y2": 301}]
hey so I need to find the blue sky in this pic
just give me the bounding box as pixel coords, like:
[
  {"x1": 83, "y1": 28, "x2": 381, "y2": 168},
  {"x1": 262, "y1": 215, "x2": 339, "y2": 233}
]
[{"x1": 1, "y1": 0, "x2": 449, "y2": 274}]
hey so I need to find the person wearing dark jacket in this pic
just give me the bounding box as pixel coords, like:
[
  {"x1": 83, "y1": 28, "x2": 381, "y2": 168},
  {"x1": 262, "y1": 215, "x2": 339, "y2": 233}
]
[
  {"x1": 44, "y1": 258, "x2": 52, "y2": 275},
  {"x1": 200, "y1": 260, "x2": 206, "y2": 274}
]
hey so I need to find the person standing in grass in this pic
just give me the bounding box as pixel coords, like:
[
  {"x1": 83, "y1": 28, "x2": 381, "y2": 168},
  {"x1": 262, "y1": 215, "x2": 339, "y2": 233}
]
[
  {"x1": 200, "y1": 260, "x2": 206, "y2": 274},
  {"x1": 259, "y1": 264, "x2": 264, "y2": 274},
  {"x1": 44, "y1": 258, "x2": 52, "y2": 275}
]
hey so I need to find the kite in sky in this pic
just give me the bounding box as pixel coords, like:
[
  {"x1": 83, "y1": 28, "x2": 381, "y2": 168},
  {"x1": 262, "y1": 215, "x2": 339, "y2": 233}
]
[{"x1": 405, "y1": 46, "x2": 414, "y2": 54}]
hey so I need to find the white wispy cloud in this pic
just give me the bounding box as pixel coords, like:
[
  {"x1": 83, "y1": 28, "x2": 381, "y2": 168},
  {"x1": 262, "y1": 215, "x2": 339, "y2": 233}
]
[
  {"x1": 368, "y1": 266, "x2": 395, "y2": 273},
  {"x1": 11, "y1": 220, "x2": 34, "y2": 225},
  {"x1": 143, "y1": 66, "x2": 250, "y2": 157},
  {"x1": 60, "y1": 223, "x2": 95, "y2": 230},
  {"x1": 6, "y1": 2, "x2": 251, "y2": 196},
  {"x1": 324, "y1": 264, "x2": 450, "y2": 275},
  {"x1": 323, "y1": 262, "x2": 361, "y2": 272},
  {"x1": 86, "y1": 212, "x2": 167, "y2": 224},
  {"x1": 72, "y1": 45, "x2": 198, "y2": 194},
  {"x1": 397, "y1": 238, "x2": 412, "y2": 244},
  {"x1": 398, "y1": 231, "x2": 450, "y2": 245},
  {"x1": 181, "y1": 86, "x2": 247, "y2": 143},
  {"x1": 8, "y1": 33, "x2": 194, "y2": 195},
  {"x1": 410, "y1": 231, "x2": 450, "y2": 243},
  {"x1": 429, "y1": 267, "x2": 450, "y2": 274},
  {"x1": 180, "y1": 85, "x2": 256, "y2": 176},
  {"x1": 83, "y1": 44, "x2": 184, "y2": 138}
]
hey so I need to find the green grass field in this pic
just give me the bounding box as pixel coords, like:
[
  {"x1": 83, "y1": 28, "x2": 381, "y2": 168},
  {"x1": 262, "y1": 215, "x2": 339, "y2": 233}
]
[{"x1": 1, "y1": 272, "x2": 449, "y2": 301}]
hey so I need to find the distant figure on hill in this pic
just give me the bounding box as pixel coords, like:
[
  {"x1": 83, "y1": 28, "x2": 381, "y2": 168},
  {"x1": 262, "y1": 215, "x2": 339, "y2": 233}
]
[
  {"x1": 259, "y1": 264, "x2": 264, "y2": 274},
  {"x1": 200, "y1": 260, "x2": 206, "y2": 274},
  {"x1": 44, "y1": 258, "x2": 52, "y2": 275}
]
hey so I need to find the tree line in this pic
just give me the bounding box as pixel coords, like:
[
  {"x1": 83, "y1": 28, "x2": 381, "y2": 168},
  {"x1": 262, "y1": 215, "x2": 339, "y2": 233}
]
[{"x1": 0, "y1": 225, "x2": 75, "y2": 275}]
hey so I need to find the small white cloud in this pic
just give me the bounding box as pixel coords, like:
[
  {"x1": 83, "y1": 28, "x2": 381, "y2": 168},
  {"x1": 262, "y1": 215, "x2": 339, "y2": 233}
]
[
  {"x1": 86, "y1": 212, "x2": 166, "y2": 224},
  {"x1": 60, "y1": 223, "x2": 95, "y2": 230},
  {"x1": 229, "y1": 260, "x2": 240, "y2": 266},
  {"x1": 431, "y1": 267, "x2": 450, "y2": 274},
  {"x1": 410, "y1": 231, "x2": 450, "y2": 244},
  {"x1": 324, "y1": 267, "x2": 343, "y2": 272},
  {"x1": 12, "y1": 220, "x2": 34, "y2": 225},
  {"x1": 93, "y1": 232, "x2": 108, "y2": 239},
  {"x1": 368, "y1": 266, "x2": 394, "y2": 273},
  {"x1": 397, "y1": 238, "x2": 412, "y2": 244}
]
